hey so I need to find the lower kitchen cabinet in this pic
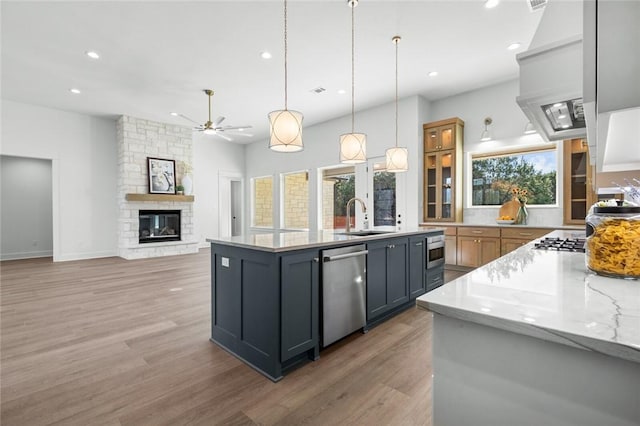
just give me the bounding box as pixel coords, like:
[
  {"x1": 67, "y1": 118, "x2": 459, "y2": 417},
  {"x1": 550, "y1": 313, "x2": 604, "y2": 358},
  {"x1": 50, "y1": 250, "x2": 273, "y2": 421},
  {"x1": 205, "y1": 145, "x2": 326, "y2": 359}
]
[
  {"x1": 409, "y1": 236, "x2": 426, "y2": 298},
  {"x1": 211, "y1": 245, "x2": 319, "y2": 381},
  {"x1": 455, "y1": 227, "x2": 501, "y2": 268},
  {"x1": 366, "y1": 237, "x2": 409, "y2": 321},
  {"x1": 443, "y1": 226, "x2": 457, "y2": 265},
  {"x1": 426, "y1": 266, "x2": 444, "y2": 292}
]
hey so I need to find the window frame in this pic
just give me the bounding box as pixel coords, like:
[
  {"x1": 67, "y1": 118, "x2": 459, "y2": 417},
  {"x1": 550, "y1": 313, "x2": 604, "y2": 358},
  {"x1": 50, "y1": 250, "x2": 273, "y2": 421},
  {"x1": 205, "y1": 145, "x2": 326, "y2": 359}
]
[{"x1": 467, "y1": 144, "x2": 559, "y2": 209}]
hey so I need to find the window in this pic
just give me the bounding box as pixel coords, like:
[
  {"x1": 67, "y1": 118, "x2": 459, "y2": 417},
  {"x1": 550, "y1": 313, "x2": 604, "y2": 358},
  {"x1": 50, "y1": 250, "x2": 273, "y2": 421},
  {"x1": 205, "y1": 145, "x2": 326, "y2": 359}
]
[
  {"x1": 282, "y1": 171, "x2": 309, "y2": 229},
  {"x1": 471, "y1": 146, "x2": 557, "y2": 206},
  {"x1": 252, "y1": 176, "x2": 273, "y2": 227},
  {"x1": 370, "y1": 159, "x2": 397, "y2": 226},
  {"x1": 321, "y1": 166, "x2": 355, "y2": 230}
]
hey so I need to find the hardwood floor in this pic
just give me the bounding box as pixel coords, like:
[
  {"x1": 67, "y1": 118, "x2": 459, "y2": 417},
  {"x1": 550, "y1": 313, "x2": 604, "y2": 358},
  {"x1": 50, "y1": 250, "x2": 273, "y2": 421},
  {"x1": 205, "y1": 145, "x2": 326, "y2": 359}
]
[{"x1": 1, "y1": 250, "x2": 434, "y2": 425}]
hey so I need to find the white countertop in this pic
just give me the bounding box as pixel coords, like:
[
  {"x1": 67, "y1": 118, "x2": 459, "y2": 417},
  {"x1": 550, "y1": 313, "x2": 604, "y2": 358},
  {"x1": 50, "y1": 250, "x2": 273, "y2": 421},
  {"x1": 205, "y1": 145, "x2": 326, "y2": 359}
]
[
  {"x1": 207, "y1": 227, "x2": 443, "y2": 252},
  {"x1": 416, "y1": 230, "x2": 640, "y2": 363}
]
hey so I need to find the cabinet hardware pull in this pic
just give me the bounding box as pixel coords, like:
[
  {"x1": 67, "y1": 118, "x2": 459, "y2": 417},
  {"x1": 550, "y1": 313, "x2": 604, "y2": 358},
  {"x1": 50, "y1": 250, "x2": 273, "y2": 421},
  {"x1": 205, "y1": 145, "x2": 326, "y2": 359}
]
[
  {"x1": 519, "y1": 232, "x2": 533, "y2": 236},
  {"x1": 313, "y1": 257, "x2": 320, "y2": 263},
  {"x1": 415, "y1": 242, "x2": 423, "y2": 246},
  {"x1": 471, "y1": 230, "x2": 483, "y2": 234}
]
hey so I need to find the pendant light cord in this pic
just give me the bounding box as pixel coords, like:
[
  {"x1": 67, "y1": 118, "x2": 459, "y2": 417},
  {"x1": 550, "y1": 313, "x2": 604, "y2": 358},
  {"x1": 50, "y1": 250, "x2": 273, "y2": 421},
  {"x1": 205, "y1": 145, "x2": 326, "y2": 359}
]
[
  {"x1": 284, "y1": 0, "x2": 288, "y2": 110},
  {"x1": 351, "y1": 2, "x2": 355, "y2": 133},
  {"x1": 395, "y1": 38, "x2": 399, "y2": 148}
]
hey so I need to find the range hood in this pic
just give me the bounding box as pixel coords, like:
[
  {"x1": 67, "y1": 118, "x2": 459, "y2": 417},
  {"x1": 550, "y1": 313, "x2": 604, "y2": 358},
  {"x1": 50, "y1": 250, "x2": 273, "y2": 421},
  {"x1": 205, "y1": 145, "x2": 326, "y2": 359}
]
[{"x1": 516, "y1": 35, "x2": 586, "y2": 142}]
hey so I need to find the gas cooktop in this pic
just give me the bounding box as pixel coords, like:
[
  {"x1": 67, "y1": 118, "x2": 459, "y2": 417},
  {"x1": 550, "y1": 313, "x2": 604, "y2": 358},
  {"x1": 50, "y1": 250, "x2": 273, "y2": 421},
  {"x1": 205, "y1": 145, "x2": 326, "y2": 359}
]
[{"x1": 534, "y1": 237, "x2": 586, "y2": 253}]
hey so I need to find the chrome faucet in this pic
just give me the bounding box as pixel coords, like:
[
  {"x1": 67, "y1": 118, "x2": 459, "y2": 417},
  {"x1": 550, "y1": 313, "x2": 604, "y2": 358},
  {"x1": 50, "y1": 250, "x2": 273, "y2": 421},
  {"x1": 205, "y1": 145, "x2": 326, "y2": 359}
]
[{"x1": 346, "y1": 197, "x2": 367, "y2": 233}]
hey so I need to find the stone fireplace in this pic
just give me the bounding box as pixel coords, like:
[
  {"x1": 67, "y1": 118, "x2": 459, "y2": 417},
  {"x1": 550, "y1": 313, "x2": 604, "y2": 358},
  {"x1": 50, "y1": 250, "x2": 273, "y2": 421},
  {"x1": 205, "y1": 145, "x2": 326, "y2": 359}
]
[{"x1": 116, "y1": 116, "x2": 198, "y2": 259}]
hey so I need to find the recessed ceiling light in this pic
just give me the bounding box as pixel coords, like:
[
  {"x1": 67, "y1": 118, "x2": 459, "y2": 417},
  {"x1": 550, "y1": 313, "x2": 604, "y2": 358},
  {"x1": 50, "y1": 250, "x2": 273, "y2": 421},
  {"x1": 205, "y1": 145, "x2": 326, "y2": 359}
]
[
  {"x1": 86, "y1": 51, "x2": 100, "y2": 59},
  {"x1": 553, "y1": 102, "x2": 563, "y2": 108},
  {"x1": 337, "y1": 89, "x2": 346, "y2": 95},
  {"x1": 260, "y1": 51, "x2": 272, "y2": 59},
  {"x1": 69, "y1": 88, "x2": 81, "y2": 94},
  {"x1": 558, "y1": 114, "x2": 567, "y2": 119},
  {"x1": 170, "y1": 112, "x2": 179, "y2": 116},
  {"x1": 561, "y1": 124, "x2": 570, "y2": 129},
  {"x1": 507, "y1": 42, "x2": 521, "y2": 50},
  {"x1": 428, "y1": 71, "x2": 438, "y2": 77},
  {"x1": 484, "y1": 0, "x2": 500, "y2": 9}
]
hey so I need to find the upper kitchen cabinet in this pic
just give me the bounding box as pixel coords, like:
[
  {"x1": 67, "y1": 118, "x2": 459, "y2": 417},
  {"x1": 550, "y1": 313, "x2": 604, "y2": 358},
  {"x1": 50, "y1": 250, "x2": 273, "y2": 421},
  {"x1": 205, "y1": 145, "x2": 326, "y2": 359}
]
[
  {"x1": 563, "y1": 138, "x2": 596, "y2": 225},
  {"x1": 583, "y1": 0, "x2": 640, "y2": 172},
  {"x1": 423, "y1": 118, "x2": 464, "y2": 223},
  {"x1": 424, "y1": 117, "x2": 463, "y2": 152}
]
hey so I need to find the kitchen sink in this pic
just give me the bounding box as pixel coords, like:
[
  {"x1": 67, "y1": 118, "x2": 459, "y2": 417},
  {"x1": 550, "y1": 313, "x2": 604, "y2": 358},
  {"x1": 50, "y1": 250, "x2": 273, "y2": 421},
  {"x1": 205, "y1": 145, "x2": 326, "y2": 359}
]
[{"x1": 339, "y1": 230, "x2": 394, "y2": 237}]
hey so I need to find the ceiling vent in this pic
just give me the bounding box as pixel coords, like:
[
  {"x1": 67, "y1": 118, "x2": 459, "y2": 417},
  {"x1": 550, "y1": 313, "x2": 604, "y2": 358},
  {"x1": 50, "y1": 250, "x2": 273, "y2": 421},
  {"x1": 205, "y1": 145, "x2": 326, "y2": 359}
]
[
  {"x1": 310, "y1": 87, "x2": 326, "y2": 94},
  {"x1": 527, "y1": 0, "x2": 547, "y2": 12}
]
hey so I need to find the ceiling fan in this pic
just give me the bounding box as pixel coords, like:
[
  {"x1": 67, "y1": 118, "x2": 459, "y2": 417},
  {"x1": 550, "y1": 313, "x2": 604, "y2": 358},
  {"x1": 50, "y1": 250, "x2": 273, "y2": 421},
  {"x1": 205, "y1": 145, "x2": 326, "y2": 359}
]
[{"x1": 177, "y1": 89, "x2": 252, "y2": 141}]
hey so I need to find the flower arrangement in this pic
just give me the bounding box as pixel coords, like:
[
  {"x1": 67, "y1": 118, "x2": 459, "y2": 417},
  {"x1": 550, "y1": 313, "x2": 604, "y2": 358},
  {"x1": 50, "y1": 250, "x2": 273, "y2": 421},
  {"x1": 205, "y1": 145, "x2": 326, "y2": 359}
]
[{"x1": 511, "y1": 186, "x2": 529, "y2": 204}]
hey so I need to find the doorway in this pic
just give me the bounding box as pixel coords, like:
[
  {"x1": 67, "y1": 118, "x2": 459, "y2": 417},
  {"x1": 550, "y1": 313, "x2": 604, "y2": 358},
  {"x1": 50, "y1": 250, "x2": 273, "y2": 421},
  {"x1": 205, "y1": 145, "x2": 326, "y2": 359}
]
[
  {"x1": 218, "y1": 171, "x2": 243, "y2": 238},
  {"x1": 367, "y1": 156, "x2": 406, "y2": 228}
]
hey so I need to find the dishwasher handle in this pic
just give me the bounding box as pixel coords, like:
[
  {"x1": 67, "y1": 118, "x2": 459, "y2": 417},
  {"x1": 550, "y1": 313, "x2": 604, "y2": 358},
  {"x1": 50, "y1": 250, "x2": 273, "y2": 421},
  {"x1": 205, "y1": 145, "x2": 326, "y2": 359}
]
[{"x1": 323, "y1": 250, "x2": 368, "y2": 262}]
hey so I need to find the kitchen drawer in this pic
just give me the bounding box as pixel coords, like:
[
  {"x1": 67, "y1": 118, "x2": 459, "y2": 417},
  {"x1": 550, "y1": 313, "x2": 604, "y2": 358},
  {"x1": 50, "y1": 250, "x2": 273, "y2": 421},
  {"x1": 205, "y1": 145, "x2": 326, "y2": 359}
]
[
  {"x1": 443, "y1": 226, "x2": 457, "y2": 236},
  {"x1": 458, "y1": 227, "x2": 500, "y2": 238},
  {"x1": 500, "y1": 227, "x2": 549, "y2": 240}
]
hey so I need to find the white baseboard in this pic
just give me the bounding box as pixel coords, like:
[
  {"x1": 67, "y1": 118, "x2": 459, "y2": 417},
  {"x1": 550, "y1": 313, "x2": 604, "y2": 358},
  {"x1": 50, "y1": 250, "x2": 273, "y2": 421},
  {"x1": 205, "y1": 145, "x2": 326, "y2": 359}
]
[
  {"x1": 0, "y1": 250, "x2": 53, "y2": 261},
  {"x1": 54, "y1": 250, "x2": 118, "y2": 262}
]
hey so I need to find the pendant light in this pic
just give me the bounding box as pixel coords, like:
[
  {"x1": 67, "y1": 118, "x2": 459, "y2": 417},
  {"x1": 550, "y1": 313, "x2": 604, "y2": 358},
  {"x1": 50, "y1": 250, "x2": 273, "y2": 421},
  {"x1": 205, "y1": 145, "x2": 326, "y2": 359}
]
[
  {"x1": 339, "y1": 0, "x2": 366, "y2": 164},
  {"x1": 268, "y1": 0, "x2": 304, "y2": 152},
  {"x1": 385, "y1": 35, "x2": 408, "y2": 172}
]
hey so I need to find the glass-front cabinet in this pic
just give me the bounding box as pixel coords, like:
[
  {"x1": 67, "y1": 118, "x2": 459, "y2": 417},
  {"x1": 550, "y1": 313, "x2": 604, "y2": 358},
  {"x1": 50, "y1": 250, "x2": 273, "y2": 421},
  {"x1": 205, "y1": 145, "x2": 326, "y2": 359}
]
[
  {"x1": 423, "y1": 117, "x2": 464, "y2": 222},
  {"x1": 563, "y1": 138, "x2": 595, "y2": 224}
]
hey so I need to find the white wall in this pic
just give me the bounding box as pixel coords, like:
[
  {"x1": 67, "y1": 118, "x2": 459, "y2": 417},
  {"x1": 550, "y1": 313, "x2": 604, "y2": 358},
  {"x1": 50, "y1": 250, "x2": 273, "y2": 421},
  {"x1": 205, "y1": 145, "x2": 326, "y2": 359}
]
[
  {"x1": 0, "y1": 155, "x2": 53, "y2": 260},
  {"x1": 193, "y1": 133, "x2": 244, "y2": 244},
  {"x1": 1, "y1": 100, "x2": 118, "y2": 260},
  {"x1": 244, "y1": 95, "x2": 426, "y2": 230},
  {"x1": 430, "y1": 79, "x2": 564, "y2": 226}
]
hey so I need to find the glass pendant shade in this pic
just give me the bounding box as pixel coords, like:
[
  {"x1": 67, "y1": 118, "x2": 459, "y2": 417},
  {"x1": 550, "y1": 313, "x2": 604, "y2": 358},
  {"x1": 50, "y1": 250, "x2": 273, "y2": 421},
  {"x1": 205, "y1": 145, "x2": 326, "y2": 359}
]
[
  {"x1": 480, "y1": 129, "x2": 492, "y2": 141},
  {"x1": 385, "y1": 146, "x2": 408, "y2": 172},
  {"x1": 340, "y1": 132, "x2": 367, "y2": 163},
  {"x1": 269, "y1": 109, "x2": 304, "y2": 152}
]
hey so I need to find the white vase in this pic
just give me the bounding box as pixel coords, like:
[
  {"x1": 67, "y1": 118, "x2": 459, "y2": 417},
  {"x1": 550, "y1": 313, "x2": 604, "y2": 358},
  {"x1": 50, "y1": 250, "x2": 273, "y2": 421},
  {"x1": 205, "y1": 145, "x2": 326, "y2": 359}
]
[{"x1": 181, "y1": 174, "x2": 193, "y2": 195}]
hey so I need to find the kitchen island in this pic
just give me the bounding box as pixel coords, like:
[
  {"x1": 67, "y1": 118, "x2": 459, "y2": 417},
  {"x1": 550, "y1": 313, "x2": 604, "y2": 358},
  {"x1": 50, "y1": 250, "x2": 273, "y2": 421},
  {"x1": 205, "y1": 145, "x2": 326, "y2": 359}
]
[
  {"x1": 208, "y1": 227, "x2": 444, "y2": 381},
  {"x1": 417, "y1": 230, "x2": 640, "y2": 426}
]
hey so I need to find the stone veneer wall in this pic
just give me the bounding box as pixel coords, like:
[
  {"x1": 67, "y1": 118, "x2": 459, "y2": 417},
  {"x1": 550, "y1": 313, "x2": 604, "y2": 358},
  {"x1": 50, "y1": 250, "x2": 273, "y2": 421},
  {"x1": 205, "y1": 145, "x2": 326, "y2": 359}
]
[
  {"x1": 117, "y1": 116, "x2": 198, "y2": 259},
  {"x1": 283, "y1": 172, "x2": 309, "y2": 229},
  {"x1": 322, "y1": 179, "x2": 335, "y2": 229},
  {"x1": 253, "y1": 176, "x2": 273, "y2": 227}
]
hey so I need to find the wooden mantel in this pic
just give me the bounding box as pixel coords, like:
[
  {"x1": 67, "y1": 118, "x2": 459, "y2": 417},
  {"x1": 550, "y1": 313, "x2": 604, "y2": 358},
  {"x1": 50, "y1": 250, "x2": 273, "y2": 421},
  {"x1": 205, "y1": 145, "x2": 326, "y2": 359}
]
[{"x1": 125, "y1": 193, "x2": 194, "y2": 202}]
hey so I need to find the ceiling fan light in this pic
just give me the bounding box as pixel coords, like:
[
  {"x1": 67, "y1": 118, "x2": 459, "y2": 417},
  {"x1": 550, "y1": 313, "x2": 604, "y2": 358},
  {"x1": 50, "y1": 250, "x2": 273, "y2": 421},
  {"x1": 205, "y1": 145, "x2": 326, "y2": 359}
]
[
  {"x1": 203, "y1": 128, "x2": 217, "y2": 135},
  {"x1": 523, "y1": 121, "x2": 537, "y2": 134},
  {"x1": 269, "y1": 109, "x2": 304, "y2": 152},
  {"x1": 340, "y1": 133, "x2": 367, "y2": 164},
  {"x1": 385, "y1": 147, "x2": 408, "y2": 172}
]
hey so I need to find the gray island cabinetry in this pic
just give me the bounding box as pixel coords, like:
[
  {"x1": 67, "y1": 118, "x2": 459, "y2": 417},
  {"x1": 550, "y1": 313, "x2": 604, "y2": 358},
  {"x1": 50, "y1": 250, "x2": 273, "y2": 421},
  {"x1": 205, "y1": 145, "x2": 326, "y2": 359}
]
[{"x1": 208, "y1": 228, "x2": 443, "y2": 381}]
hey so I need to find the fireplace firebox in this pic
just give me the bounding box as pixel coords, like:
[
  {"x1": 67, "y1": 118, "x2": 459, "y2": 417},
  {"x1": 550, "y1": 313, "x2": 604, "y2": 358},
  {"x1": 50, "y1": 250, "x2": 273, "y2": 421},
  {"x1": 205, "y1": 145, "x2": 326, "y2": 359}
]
[{"x1": 139, "y1": 210, "x2": 181, "y2": 244}]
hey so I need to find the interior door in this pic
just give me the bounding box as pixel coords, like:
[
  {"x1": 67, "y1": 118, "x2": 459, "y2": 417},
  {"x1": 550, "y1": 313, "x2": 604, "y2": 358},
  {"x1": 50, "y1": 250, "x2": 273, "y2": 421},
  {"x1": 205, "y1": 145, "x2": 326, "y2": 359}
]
[
  {"x1": 367, "y1": 156, "x2": 406, "y2": 229},
  {"x1": 230, "y1": 180, "x2": 242, "y2": 236}
]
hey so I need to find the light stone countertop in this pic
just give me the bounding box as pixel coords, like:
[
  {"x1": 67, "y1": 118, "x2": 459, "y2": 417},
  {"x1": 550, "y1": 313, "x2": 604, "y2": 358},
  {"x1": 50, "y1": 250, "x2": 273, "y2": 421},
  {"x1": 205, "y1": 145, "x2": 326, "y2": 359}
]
[
  {"x1": 419, "y1": 222, "x2": 584, "y2": 230},
  {"x1": 416, "y1": 230, "x2": 640, "y2": 363},
  {"x1": 207, "y1": 226, "x2": 444, "y2": 253}
]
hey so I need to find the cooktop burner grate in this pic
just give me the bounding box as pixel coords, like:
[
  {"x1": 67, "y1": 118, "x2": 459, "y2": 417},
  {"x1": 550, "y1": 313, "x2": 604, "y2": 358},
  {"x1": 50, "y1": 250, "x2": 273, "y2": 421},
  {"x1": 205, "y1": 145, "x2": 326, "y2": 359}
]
[{"x1": 534, "y1": 237, "x2": 586, "y2": 253}]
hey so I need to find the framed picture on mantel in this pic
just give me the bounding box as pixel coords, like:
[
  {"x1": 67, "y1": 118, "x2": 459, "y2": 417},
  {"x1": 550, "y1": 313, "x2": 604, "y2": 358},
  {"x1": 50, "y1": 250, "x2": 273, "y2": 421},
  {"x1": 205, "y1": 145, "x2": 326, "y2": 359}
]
[{"x1": 147, "y1": 157, "x2": 176, "y2": 194}]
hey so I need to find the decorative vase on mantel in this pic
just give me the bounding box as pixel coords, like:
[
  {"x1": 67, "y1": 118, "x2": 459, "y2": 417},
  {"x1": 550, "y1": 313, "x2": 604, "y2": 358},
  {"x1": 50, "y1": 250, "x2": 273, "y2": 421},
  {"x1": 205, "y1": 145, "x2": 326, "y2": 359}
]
[
  {"x1": 516, "y1": 201, "x2": 528, "y2": 225},
  {"x1": 181, "y1": 174, "x2": 193, "y2": 196}
]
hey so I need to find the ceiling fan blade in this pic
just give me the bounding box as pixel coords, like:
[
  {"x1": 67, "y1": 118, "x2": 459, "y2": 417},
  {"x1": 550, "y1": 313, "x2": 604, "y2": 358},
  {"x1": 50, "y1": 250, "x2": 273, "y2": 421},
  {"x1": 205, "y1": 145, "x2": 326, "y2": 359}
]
[
  {"x1": 178, "y1": 113, "x2": 203, "y2": 126},
  {"x1": 213, "y1": 132, "x2": 233, "y2": 141},
  {"x1": 226, "y1": 132, "x2": 254, "y2": 137},
  {"x1": 220, "y1": 125, "x2": 252, "y2": 131},
  {"x1": 213, "y1": 116, "x2": 225, "y2": 127}
]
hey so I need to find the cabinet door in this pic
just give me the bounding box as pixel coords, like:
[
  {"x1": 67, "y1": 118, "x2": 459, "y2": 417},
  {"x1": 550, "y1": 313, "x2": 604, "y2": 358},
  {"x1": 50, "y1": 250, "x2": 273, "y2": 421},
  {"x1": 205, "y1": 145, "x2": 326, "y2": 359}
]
[
  {"x1": 501, "y1": 238, "x2": 530, "y2": 256},
  {"x1": 281, "y1": 251, "x2": 319, "y2": 362},
  {"x1": 424, "y1": 150, "x2": 455, "y2": 221},
  {"x1": 479, "y1": 238, "x2": 500, "y2": 266},
  {"x1": 457, "y1": 236, "x2": 480, "y2": 267},
  {"x1": 366, "y1": 240, "x2": 389, "y2": 320},
  {"x1": 563, "y1": 139, "x2": 595, "y2": 225},
  {"x1": 386, "y1": 239, "x2": 409, "y2": 308},
  {"x1": 409, "y1": 237, "x2": 425, "y2": 298},
  {"x1": 425, "y1": 126, "x2": 440, "y2": 151},
  {"x1": 438, "y1": 124, "x2": 456, "y2": 150},
  {"x1": 426, "y1": 267, "x2": 444, "y2": 292}
]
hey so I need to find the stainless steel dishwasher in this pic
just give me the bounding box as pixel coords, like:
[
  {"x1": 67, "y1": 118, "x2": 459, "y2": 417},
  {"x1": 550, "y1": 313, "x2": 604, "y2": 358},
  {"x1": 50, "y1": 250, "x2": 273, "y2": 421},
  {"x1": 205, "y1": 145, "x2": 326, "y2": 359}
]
[{"x1": 321, "y1": 244, "x2": 367, "y2": 347}]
